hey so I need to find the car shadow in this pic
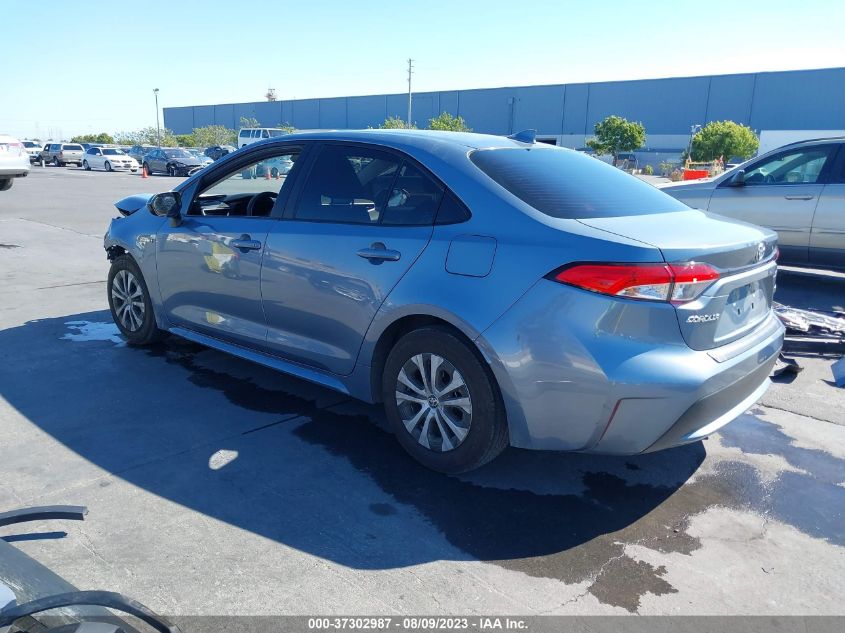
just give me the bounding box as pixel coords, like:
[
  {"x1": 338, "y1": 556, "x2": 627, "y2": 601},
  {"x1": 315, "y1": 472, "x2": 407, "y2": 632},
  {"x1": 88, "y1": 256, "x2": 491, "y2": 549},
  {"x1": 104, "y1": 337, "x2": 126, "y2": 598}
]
[{"x1": 2, "y1": 310, "x2": 718, "y2": 610}]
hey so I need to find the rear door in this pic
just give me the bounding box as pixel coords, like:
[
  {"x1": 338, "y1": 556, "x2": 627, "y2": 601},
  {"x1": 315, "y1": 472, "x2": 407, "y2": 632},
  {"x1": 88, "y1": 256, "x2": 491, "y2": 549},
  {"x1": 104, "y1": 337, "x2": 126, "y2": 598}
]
[
  {"x1": 707, "y1": 144, "x2": 836, "y2": 265},
  {"x1": 261, "y1": 143, "x2": 442, "y2": 374},
  {"x1": 809, "y1": 146, "x2": 845, "y2": 269}
]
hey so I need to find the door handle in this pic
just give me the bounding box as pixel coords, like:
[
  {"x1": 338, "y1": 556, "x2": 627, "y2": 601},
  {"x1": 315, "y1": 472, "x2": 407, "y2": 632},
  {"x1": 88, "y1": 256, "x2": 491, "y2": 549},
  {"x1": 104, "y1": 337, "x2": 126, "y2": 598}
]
[
  {"x1": 230, "y1": 234, "x2": 262, "y2": 251},
  {"x1": 784, "y1": 194, "x2": 814, "y2": 200},
  {"x1": 357, "y1": 241, "x2": 401, "y2": 262}
]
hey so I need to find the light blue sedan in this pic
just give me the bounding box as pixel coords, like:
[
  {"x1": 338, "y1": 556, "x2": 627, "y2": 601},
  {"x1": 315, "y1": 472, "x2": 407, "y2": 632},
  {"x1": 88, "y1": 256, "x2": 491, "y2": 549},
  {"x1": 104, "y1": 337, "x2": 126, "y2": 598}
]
[{"x1": 104, "y1": 130, "x2": 783, "y2": 472}]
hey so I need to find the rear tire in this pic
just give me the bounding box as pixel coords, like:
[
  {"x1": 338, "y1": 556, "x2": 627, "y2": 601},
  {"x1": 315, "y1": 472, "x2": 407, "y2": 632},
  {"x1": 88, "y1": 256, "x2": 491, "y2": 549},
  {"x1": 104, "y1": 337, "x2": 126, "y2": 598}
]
[
  {"x1": 0, "y1": 178, "x2": 12, "y2": 191},
  {"x1": 107, "y1": 255, "x2": 162, "y2": 346},
  {"x1": 143, "y1": 162, "x2": 151, "y2": 175},
  {"x1": 52, "y1": 157, "x2": 59, "y2": 167},
  {"x1": 382, "y1": 326, "x2": 508, "y2": 473}
]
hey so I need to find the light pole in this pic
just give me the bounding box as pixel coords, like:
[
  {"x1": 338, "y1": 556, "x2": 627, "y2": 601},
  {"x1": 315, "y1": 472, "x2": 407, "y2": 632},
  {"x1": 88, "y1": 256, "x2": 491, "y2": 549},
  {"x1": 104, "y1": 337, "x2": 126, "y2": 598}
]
[
  {"x1": 153, "y1": 88, "x2": 161, "y2": 147},
  {"x1": 686, "y1": 123, "x2": 701, "y2": 164}
]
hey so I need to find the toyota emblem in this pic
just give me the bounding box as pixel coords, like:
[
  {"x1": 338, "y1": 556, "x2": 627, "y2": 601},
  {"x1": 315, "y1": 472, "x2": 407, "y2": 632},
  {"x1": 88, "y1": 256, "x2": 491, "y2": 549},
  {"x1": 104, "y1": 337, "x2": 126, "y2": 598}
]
[{"x1": 756, "y1": 242, "x2": 766, "y2": 262}]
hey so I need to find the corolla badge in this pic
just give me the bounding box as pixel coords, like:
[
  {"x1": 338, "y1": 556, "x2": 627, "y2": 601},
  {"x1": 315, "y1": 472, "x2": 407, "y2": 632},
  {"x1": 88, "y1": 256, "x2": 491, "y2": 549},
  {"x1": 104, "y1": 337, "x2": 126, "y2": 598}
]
[{"x1": 687, "y1": 313, "x2": 720, "y2": 323}]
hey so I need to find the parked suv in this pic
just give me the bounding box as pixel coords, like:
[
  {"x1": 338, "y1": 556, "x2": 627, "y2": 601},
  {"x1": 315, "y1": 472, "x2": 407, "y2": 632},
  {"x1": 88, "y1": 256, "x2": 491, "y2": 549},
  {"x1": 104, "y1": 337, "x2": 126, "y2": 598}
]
[
  {"x1": 661, "y1": 137, "x2": 845, "y2": 271},
  {"x1": 41, "y1": 143, "x2": 85, "y2": 167}
]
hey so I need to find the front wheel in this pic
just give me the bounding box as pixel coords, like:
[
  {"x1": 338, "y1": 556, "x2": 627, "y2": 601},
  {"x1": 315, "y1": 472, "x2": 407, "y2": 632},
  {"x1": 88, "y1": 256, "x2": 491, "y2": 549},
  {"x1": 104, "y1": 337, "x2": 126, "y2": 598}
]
[
  {"x1": 107, "y1": 255, "x2": 162, "y2": 345},
  {"x1": 105, "y1": 161, "x2": 113, "y2": 172},
  {"x1": 142, "y1": 162, "x2": 151, "y2": 175},
  {"x1": 167, "y1": 164, "x2": 176, "y2": 177},
  {"x1": 382, "y1": 326, "x2": 508, "y2": 473}
]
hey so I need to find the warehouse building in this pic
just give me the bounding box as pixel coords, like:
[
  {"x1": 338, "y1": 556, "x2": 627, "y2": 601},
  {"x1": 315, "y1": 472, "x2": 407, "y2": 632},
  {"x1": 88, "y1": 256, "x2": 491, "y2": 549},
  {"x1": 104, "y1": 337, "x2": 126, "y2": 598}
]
[{"x1": 164, "y1": 66, "x2": 845, "y2": 165}]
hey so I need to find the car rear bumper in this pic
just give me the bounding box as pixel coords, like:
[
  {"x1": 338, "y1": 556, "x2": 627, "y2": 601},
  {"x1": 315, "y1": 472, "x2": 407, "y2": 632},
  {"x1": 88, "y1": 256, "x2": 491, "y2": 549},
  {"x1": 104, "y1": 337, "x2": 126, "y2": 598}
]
[{"x1": 477, "y1": 280, "x2": 784, "y2": 454}]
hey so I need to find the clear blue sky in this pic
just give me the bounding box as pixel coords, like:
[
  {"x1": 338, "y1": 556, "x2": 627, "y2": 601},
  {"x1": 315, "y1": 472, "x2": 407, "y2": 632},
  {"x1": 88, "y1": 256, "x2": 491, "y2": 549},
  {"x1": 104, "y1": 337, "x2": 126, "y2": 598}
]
[{"x1": 5, "y1": 0, "x2": 845, "y2": 139}]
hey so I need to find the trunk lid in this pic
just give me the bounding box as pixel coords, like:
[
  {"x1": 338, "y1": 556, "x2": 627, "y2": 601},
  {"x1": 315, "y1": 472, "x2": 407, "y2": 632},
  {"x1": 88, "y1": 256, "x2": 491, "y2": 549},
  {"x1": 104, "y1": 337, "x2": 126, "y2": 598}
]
[{"x1": 579, "y1": 209, "x2": 779, "y2": 351}]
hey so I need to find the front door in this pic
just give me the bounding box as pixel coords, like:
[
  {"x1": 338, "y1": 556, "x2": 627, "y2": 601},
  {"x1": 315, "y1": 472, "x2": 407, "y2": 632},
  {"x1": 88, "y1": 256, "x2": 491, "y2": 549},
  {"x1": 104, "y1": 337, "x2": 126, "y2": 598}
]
[
  {"x1": 155, "y1": 147, "x2": 303, "y2": 347},
  {"x1": 708, "y1": 145, "x2": 836, "y2": 265},
  {"x1": 261, "y1": 143, "x2": 444, "y2": 374}
]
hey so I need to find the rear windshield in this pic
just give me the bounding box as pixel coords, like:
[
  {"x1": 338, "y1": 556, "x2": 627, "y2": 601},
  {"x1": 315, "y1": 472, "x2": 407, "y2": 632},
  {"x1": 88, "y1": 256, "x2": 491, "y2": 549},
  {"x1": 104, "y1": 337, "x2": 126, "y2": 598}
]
[
  {"x1": 470, "y1": 147, "x2": 688, "y2": 219},
  {"x1": 63, "y1": 144, "x2": 83, "y2": 150},
  {"x1": 23, "y1": 141, "x2": 39, "y2": 148}
]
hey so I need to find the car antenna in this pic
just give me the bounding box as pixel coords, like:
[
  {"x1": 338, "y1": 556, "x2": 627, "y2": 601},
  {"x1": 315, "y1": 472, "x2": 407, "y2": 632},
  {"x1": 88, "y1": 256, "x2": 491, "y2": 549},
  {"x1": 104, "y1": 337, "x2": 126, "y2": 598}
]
[{"x1": 507, "y1": 129, "x2": 536, "y2": 144}]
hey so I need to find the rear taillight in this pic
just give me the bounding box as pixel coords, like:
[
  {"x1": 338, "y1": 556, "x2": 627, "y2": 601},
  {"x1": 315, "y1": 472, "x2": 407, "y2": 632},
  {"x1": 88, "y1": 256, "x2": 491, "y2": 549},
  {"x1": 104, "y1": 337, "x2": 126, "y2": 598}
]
[{"x1": 551, "y1": 262, "x2": 719, "y2": 304}]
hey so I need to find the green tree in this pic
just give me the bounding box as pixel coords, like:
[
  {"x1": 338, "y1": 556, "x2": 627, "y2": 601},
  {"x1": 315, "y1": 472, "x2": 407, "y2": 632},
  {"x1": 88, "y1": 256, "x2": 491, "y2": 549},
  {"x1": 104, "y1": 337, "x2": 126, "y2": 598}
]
[
  {"x1": 174, "y1": 134, "x2": 195, "y2": 147},
  {"x1": 690, "y1": 120, "x2": 759, "y2": 162},
  {"x1": 379, "y1": 116, "x2": 414, "y2": 129},
  {"x1": 239, "y1": 116, "x2": 260, "y2": 129},
  {"x1": 428, "y1": 112, "x2": 471, "y2": 132},
  {"x1": 191, "y1": 125, "x2": 236, "y2": 147},
  {"x1": 114, "y1": 127, "x2": 177, "y2": 147},
  {"x1": 276, "y1": 122, "x2": 296, "y2": 133},
  {"x1": 586, "y1": 115, "x2": 646, "y2": 166},
  {"x1": 71, "y1": 132, "x2": 115, "y2": 144}
]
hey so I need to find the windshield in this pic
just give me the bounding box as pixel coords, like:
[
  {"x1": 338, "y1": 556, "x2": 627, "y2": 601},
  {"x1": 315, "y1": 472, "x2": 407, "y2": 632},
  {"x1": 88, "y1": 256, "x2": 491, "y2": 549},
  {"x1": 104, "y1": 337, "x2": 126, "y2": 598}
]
[
  {"x1": 268, "y1": 130, "x2": 288, "y2": 137},
  {"x1": 470, "y1": 147, "x2": 688, "y2": 219},
  {"x1": 102, "y1": 149, "x2": 124, "y2": 155},
  {"x1": 164, "y1": 149, "x2": 192, "y2": 158}
]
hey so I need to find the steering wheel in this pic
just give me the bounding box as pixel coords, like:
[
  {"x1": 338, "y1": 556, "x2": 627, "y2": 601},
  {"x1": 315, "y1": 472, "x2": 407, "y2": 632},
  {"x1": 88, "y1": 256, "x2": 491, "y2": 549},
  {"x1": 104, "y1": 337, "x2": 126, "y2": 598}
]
[
  {"x1": 763, "y1": 173, "x2": 777, "y2": 184},
  {"x1": 246, "y1": 191, "x2": 277, "y2": 217}
]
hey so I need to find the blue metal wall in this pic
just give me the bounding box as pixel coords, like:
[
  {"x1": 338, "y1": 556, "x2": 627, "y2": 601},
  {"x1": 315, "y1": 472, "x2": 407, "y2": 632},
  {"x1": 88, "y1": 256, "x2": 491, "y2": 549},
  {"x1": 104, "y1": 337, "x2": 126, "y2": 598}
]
[{"x1": 164, "y1": 67, "x2": 845, "y2": 147}]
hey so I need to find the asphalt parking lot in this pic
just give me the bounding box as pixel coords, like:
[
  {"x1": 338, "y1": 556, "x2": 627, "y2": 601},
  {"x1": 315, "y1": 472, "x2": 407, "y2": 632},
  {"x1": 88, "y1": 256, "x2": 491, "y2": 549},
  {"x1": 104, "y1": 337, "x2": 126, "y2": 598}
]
[{"x1": 1, "y1": 166, "x2": 843, "y2": 616}]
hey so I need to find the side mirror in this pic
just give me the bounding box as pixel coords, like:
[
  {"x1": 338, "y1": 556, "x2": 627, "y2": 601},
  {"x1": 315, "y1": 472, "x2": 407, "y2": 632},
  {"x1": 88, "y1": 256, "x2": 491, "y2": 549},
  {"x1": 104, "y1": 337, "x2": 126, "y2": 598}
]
[
  {"x1": 149, "y1": 191, "x2": 182, "y2": 226},
  {"x1": 730, "y1": 169, "x2": 745, "y2": 187}
]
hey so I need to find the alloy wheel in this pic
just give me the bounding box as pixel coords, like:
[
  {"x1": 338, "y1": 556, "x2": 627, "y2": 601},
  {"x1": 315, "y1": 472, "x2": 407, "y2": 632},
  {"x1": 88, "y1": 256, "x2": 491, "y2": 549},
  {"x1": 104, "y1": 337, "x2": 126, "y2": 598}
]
[
  {"x1": 395, "y1": 353, "x2": 473, "y2": 452},
  {"x1": 111, "y1": 270, "x2": 146, "y2": 332}
]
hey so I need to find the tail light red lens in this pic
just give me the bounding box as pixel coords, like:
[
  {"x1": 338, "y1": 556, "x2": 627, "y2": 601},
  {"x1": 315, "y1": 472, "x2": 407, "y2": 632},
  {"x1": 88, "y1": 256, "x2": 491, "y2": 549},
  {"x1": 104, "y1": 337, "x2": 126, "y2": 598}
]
[{"x1": 552, "y1": 262, "x2": 719, "y2": 304}]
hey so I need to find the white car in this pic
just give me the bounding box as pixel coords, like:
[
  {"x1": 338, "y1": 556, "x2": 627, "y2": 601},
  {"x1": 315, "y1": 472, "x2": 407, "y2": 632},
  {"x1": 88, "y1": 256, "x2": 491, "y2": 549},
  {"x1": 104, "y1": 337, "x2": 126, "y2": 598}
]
[
  {"x1": 82, "y1": 147, "x2": 139, "y2": 172},
  {"x1": 187, "y1": 148, "x2": 214, "y2": 167},
  {"x1": 0, "y1": 135, "x2": 30, "y2": 191}
]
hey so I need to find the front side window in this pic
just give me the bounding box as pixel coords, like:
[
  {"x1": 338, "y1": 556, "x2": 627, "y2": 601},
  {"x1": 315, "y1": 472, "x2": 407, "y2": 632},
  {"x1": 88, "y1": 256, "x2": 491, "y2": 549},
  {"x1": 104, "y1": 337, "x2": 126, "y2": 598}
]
[
  {"x1": 261, "y1": 130, "x2": 270, "y2": 138},
  {"x1": 294, "y1": 146, "x2": 401, "y2": 224},
  {"x1": 191, "y1": 149, "x2": 301, "y2": 218},
  {"x1": 743, "y1": 148, "x2": 832, "y2": 185}
]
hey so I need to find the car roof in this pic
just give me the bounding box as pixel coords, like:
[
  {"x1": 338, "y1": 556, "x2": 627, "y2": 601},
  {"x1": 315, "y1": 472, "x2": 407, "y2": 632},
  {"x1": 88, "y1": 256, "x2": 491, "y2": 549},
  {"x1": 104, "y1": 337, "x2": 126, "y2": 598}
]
[
  {"x1": 780, "y1": 136, "x2": 845, "y2": 148},
  {"x1": 273, "y1": 129, "x2": 540, "y2": 151}
]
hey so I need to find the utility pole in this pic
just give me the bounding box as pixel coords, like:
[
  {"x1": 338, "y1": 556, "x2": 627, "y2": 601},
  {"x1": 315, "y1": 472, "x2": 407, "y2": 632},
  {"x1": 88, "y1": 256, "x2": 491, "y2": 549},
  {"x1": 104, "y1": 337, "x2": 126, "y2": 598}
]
[
  {"x1": 153, "y1": 88, "x2": 161, "y2": 147},
  {"x1": 407, "y1": 58, "x2": 414, "y2": 129}
]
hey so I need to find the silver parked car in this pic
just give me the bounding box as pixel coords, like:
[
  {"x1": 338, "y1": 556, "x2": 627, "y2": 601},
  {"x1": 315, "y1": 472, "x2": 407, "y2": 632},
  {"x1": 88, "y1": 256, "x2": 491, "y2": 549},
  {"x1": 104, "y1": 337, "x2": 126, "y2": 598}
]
[
  {"x1": 104, "y1": 130, "x2": 783, "y2": 472},
  {"x1": 661, "y1": 137, "x2": 845, "y2": 271}
]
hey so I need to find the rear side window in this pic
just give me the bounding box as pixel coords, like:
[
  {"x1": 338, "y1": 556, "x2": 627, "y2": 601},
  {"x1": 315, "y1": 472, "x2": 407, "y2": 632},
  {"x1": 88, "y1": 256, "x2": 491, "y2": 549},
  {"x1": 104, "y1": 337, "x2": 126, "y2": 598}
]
[
  {"x1": 470, "y1": 147, "x2": 688, "y2": 219},
  {"x1": 294, "y1": 145, "x2": 401, "y2": 224}
]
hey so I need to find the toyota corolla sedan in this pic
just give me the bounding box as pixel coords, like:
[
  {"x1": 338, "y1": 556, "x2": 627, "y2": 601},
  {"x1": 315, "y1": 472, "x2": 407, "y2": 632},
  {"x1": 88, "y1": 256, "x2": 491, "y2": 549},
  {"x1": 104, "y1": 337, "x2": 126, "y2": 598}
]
[{"x1": 104, "y1": 130, "x2": 784, "y2": 473}]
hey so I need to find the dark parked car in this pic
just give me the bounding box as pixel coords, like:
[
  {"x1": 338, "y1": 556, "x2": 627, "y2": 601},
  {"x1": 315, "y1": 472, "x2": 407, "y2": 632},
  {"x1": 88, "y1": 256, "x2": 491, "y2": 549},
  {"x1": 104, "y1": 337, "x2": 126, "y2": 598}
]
[
  {"x1": 204, "y1": 144, "x2": 236, "y2": 161},
  {"x1": 142, "y1": 148, "x2": 204, "y2": 176},
  {"x1": 128, "y1": 144, "x2": 155, "y2": 165}
]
